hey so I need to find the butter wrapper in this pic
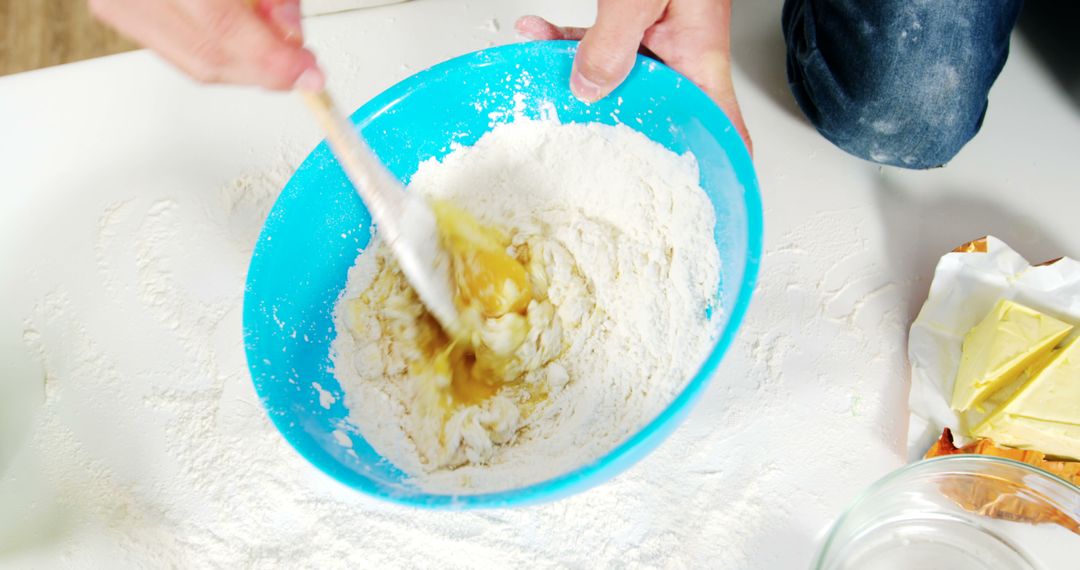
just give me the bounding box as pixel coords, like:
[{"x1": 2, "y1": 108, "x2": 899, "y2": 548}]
[{"x1": 907, "y1": 236, "x2": 1080, "y2": 459}]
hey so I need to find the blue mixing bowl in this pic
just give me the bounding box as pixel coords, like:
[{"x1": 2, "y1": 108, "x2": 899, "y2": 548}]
[{"x1": 243, "y1": 41, "x2": 762, "y2": 508}]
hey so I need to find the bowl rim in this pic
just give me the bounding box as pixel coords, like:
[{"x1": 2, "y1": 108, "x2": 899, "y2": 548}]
[
  {"x1": 811, "y1": 454, "x2": 1080, "y2": 569},
  {"x1": 244, "y1": 40, "x2": 763, "y2": 509}
]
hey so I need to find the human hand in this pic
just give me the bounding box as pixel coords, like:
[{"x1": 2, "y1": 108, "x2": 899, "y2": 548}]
[
  {"x1": 89, "y1": 0, "x2": 324, "y2": 90},
  {"x1": 516, "y1": 0, "x2": 751, "y2": 154}
]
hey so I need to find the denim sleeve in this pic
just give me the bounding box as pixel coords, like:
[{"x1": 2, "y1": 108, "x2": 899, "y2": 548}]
[{"x1": 782, "y1": 0, "x2": 1023, "y2": 169}]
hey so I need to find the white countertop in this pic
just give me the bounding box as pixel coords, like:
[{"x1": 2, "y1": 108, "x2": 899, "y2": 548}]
[{"x1": 2, "y1": 0, "x2": 1078, "y2": 567}]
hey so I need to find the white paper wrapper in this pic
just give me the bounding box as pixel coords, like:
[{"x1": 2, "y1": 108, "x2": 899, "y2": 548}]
[{"x1": 907, "y1": 236, "x2": 1080, "y2": 460}]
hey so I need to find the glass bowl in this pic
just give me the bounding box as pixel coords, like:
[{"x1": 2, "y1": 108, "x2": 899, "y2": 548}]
[{"x1": 814, "y1": 455, "x2": 1080, "y2": 570}]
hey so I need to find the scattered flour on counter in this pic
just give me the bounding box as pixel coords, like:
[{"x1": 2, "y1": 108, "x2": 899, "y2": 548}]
[
  {"x1": 331, "y1": 120, "x2": 722, "y2": 494},
  {"x1": 0, "y1": 159, "x2": 844, "y2": 569}
]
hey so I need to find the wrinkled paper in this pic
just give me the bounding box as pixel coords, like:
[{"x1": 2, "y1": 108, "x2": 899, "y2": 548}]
[{"x1": 907, "y1": 236, "x2": 1080, "y2": 460}]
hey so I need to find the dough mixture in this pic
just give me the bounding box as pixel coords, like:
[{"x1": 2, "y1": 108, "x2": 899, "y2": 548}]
[{"x1": 331, "y1": 119, "x2": 721, "y2": 493}]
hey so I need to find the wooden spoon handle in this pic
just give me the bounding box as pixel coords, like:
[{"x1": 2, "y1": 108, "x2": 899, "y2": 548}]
[{"x1": 300, "y1": 89, "x2": 406, "y2": 231}]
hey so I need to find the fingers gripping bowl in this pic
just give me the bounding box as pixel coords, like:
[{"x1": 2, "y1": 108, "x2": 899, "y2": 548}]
[{"x1": 242, "y1": 41, "x2": 762, "y2": 508}]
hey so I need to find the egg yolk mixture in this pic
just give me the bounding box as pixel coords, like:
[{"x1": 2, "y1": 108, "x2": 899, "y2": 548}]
[
  {"x1": 343, "y1": 199, "x2": 565, "y2": 468},
  {"x1": 421, "y1": 199, "x2": 536, "y2": 407}
]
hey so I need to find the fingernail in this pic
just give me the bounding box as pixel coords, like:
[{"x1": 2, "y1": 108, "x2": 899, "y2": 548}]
[
  {"x1": 570, "y1": 71, "x2": 603, "y2": 103},
  {"x1": 513, "y1": 17, "x2": 535, "y2": 41},
  {"x1": 272, "y1": 3, "x2": 303, "y2": 41},
  {"x1": 295, "y1": 67, "x2": 325, "y2": 91},
  {"x1": 515, "y1": 15, "x2": 538, "y2": 33}
]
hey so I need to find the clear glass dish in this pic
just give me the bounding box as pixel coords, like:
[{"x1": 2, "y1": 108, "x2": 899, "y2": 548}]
[{"x1": 814, "y1": 455, "x2": 1080, "y2": 570}]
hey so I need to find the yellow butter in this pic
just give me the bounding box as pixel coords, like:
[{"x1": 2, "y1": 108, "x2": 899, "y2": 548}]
[
  {"x1": 973, "y1": 338, "x2": 1080, "y2": 460},
  {"x1": 950, "y1": 299, "x2": 1073, "y2": 412},
  {"x1": 975, "y1": 415, "x2": 1080, "y2": 461}
]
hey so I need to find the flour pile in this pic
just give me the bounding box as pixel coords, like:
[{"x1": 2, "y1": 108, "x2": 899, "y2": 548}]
[{"x1": 332, "y1": 120, "x2": 722, "y2": 493}]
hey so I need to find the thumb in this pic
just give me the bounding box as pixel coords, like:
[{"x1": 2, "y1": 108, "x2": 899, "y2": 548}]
[{"x1": 572, "y1": 0, "x2": 667, "y2": 102}]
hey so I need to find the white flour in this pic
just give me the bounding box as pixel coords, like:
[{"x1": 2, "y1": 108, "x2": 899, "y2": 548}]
[{"x1": 332, "y1": 120, "x2": 721, "y2": 493}]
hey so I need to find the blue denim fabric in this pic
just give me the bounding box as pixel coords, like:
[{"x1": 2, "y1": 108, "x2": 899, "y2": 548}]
[{"x1": 783, "y1": 0, "x2": 1023, "y2": 169}]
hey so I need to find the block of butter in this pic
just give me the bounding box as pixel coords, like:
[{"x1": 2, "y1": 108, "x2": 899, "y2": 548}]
[
  {"x1": 973, "y1": 337, "x2": 1080, "y2": 460},
  {"x1": 950, "y1": 299, "x2": 1073, "y2": 412},
  {"x1": 907, "y1": 236, "x2": 1080, "y2": 461}
]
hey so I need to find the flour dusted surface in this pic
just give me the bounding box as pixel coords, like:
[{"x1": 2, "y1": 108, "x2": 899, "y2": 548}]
[{"x1": 332, "y1": 120, "x2": 721, "y2": 493}]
